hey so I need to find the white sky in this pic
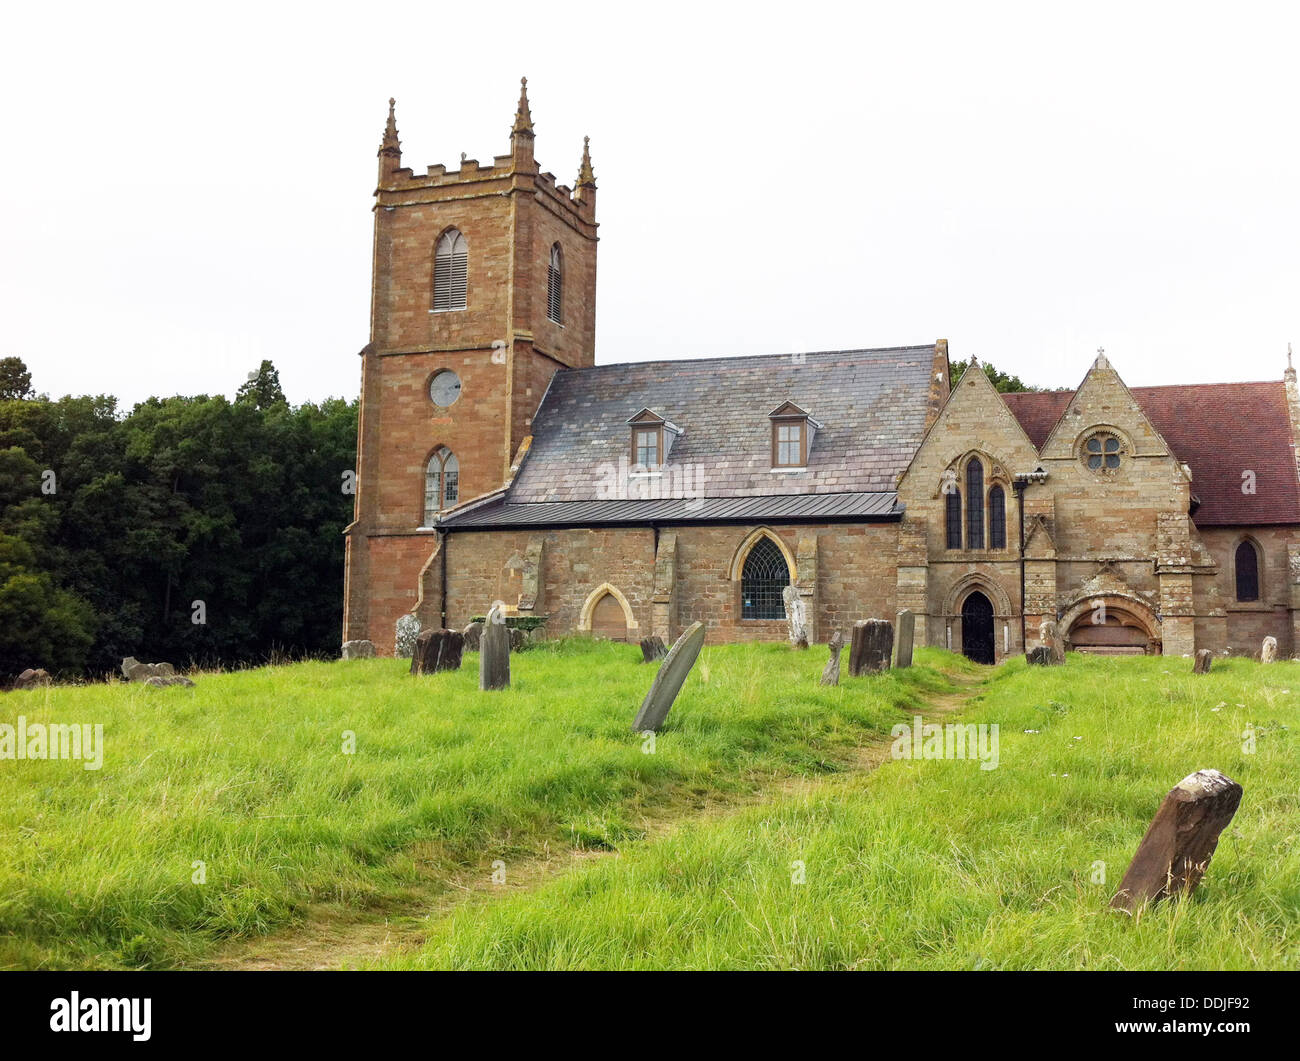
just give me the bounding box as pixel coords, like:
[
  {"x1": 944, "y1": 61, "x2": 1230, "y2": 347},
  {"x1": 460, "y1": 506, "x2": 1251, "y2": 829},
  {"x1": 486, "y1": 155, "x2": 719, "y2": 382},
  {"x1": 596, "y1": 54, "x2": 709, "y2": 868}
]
[{"x1": 3, "y1": 1, "x2": 1298, "y2": 408}]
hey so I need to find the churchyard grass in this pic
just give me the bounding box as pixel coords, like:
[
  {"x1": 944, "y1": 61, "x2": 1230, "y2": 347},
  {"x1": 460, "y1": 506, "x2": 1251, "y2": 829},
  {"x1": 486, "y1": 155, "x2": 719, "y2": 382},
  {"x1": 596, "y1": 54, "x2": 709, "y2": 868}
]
[
  {"x1": 0, "y1": 639, "x2": 965, "y2": 969},
  {"x1": 384, "y1": 653, "x2": 1300, "y2": 970}
]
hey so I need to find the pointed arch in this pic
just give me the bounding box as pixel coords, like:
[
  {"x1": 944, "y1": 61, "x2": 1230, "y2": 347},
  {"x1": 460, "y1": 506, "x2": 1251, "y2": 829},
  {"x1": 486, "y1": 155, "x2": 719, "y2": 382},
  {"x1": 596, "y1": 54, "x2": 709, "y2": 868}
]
[
  {"x1": 728, "y1": 527, "x2": 798, "y2": 583},
  {"x1": 547, "y1": 242, "x2": 564, "y2": 324},
  {"x1": 965, "y1": 456, "x2": 985, "y2": 549},
  {"x1": 433, "y1": 228, "x2": 468, "y2": 311},
  {"x1": 423, "y1": 445, "x2": 459, "y2": 524},
  {"x1": 578, "y1": 582, "x2": 640, "y2": 636},
  {"x1": 988, "y1": 483, "x2": 1006, "y2": 549},
  {"x1": 1232, "y1": 536, "x2": 1262, "y2": 602}
]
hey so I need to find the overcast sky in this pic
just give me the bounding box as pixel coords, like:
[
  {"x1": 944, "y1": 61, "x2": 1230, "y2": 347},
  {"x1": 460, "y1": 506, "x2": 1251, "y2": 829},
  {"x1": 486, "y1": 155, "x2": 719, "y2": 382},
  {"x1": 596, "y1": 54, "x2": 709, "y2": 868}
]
[{"x1": 3, "y1": 1, "x2": 1298, "y2": 408}]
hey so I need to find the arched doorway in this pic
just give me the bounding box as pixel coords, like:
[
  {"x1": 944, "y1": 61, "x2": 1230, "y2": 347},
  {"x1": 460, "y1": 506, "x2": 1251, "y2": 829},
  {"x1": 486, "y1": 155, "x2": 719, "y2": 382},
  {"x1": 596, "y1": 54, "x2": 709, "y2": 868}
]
[
  {"x1": 591, "y1": 592, "x2": 629, "y2": 641},
  {"x1": 961, "y1": 591, "x2": 995, "y2": 664}
]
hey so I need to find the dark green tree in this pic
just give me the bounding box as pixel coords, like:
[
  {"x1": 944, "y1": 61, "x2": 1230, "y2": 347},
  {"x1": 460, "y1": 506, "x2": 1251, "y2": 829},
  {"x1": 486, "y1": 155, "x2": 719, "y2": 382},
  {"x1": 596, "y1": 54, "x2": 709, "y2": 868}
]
[
  {"x1": 949, "y1": 360, "x2": 1055, "y2": 393},
  {"x1": 236, "y1": 360, "x2": 287, "y2": 410},
  {"x1": 0, "y1": 356, "x2": 34, "y2": 401}
]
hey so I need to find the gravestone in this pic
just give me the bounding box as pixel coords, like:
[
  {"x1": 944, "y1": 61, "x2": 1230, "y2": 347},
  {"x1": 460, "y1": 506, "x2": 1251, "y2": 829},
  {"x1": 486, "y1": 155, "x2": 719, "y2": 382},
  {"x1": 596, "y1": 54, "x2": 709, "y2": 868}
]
[
  {"x1": 462, "y1": 621, "x2": 483, "y2": 651},
  {"x1": 893, "y1": 609, "x2": 915, "y2": 669},
  {"x1": 15, "y1": 668, "x2": 52, "y2": 690},
  {"x1": 782, "y1": 586, "x2": 810, "y2": 649},
  {"x1": 120, "y1": 657, "x2": 180, "y2": 682},
  {"x1": 341, "y1": 640, "x2": 375, "y2": 660},
  {"x1": 144, "y1": 675, "x2": 196, "y2": 689},
  {"x1": 1193, "y1": 649, "x2": 1213, "y2": 674},
  {"x1": 509, "y1": 627, "x2": 528, "y2": 652},
  {"x1": 848, "y1": 619, "x2": 893, "y2": 677},
  {"x1": 640, "y1": 636, "x2": 667, "y2": 663},
  {"x1": 820, "y1": 630, "x2": 845, "y2": 686},
  {"x1": 631, "y1": 621, "x2": 706, "y2": 733},
  {"x1": 394, "y1": 615, "x2": 421, "y2": 659},
  {"x1": 1261, "y1": 636, "x2": 1278, "y2": 664},
  {"x1": 1025, "y1": 646, "x2": 1054, "y2": 666},
  {"x1": 479, "y1": 602, "x2": 511, "y2": 691},
  {"x1": 1040, "y1": 619, "x2": 1065, "y2": 665},
  {"x1": 411, "y1": 629, "x2": 465, "y2": 675},
  {"x1": 1110, "y1": 769, "x2": 1243, "y2": 913}
]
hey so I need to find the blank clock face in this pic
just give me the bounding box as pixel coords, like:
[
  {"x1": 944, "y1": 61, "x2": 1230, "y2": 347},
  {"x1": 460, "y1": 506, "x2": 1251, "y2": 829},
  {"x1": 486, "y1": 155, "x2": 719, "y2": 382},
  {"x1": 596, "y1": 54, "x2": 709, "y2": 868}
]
[{"x1": 429, "y1": 370, "x2": 462, "y2": 408}]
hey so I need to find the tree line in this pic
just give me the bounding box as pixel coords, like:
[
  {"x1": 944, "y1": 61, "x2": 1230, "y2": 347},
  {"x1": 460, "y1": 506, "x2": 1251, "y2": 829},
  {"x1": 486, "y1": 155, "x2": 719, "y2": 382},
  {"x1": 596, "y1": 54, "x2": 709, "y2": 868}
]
[{"x1": 0, "y1": 357, "x2": 357, "y2": 681}]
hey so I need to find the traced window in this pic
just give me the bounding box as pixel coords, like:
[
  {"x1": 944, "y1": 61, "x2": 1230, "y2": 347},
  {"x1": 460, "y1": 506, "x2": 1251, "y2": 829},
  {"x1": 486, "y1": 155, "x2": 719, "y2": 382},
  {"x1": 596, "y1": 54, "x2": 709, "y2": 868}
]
[
  {"x1": 989, "y1": 484, "x2": 1007, "y2": 549},
  {"x1": 965, "y1": 459, "x2": 985, "y2": 549},
  {"x1": 1234, "y1": 540, "x2": 1260, "y2": 602},
  {"x1": 432, "y1": 229, "x2": 468, "y2": 312},
  {"x1": 547, "y1": 243, "x2": 563, "y2": 324},
  {"x1": 741, "y1": 536, "x2": 790, "y2": 620},
  {"x1": 945, "y1": 488, "x2": 962, "y2": 550},
  {"x1": 424, "y1": 446, "x2": 459, "y2": 523},
  {"x1": 1084, "y1": 431, "x2": 1121, "y2": 471}
]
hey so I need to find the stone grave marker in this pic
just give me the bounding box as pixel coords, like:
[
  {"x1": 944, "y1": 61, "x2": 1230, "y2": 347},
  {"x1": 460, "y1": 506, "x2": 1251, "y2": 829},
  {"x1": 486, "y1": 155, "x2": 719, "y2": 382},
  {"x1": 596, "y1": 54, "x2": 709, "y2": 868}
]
[
  {"x1": 640, "y1": 636, "x2": 667, "y2": 663},
  {"x1": 893, "y1": 609, "x2": 915, "y2": 668},
  {"x1": 782, "y1": 586, "x2": 810, "y2": 649},
  {"x1": 1040, "y1": 618, "x2": 1065, "y2": 665},
  {"x1": 14, "y1": 668, "x2": 52, "y2": 690},
  {"x1": 411, "y1": 629, "x2": 465, "y2": 675},
  {"x1": 1261, "y1": 636, "x2": 1278, "y2": 663},
  {"x1": 820, "y1": 630, "x2": 845, "y2": 686},
  {"x1": 479, "y1": 602, "x2": 511, "y2": 691},
  {"x1": 1025, "y1": 646, "x2": 1054, "y2": 666},
  {"x1": 631, "y1": 621, "x2": 706, "y2": 733},
  {"x1": 1193, "y1": 649, "x2": 1213, "y2": 674},
  {"x1": 462, "y1": 621, "x2": 483, "y2": 651},
  {"x1": 341, "y1": 640, "x2": 375, "y2": 660},
  {"x1": 848, "y1": 619, "x2": 893, "y2": 677},
  {"x1": 394, "y1": 614, "x2": 421, "y2": 659}
]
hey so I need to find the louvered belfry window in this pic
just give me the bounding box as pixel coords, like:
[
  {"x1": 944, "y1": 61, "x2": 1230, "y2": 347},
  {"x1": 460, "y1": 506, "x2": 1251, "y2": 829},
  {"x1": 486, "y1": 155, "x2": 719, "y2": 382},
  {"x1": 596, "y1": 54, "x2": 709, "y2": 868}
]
[
  {"x1": 547, "y1": 243, "x2": 563, "y2": 324},
  {"x1": 989, "y1": 484, "x2": 1007, "y2": 549},
  {"x1": 965, "y1": 459, "x2": 985, "y2": 550},
  {"x1": 945, "y1": 489, "x2": 962, "y2": 550},
  {"x1": 741, "y1": 536, "x2": 790, "y2": 620},
  {"x1": 433, "y1": 230, "x2": 468, "y2": 312}
]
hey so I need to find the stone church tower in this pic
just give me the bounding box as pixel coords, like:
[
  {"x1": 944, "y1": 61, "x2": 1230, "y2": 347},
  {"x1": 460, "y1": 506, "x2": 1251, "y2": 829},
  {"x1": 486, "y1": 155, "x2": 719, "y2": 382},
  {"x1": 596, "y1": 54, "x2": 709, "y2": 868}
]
[{"x1": 344, "y1": 81, "x2": 599, "y2": 647}]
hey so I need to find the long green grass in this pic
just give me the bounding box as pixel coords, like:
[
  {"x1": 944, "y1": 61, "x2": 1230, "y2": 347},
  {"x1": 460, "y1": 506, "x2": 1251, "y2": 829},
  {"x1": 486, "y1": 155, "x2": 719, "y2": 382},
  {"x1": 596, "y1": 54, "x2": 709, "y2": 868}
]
[
  {"x1": 384, "y1": 653, "x2": 1300, "y2": 970},
  {"x1": 0, "y1": 639, "x2": 959, "y2": 969}
]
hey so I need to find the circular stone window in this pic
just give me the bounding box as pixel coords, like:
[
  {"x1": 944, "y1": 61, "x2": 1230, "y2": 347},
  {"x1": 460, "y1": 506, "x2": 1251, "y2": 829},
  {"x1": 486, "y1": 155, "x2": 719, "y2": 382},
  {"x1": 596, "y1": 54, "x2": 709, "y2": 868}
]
[
  {"x1": 1083, "y1": 431, "x2": 1122, "y2": 472},
  {"x1": 429, "y1": 370, "x2": 462, "y2": 408}
]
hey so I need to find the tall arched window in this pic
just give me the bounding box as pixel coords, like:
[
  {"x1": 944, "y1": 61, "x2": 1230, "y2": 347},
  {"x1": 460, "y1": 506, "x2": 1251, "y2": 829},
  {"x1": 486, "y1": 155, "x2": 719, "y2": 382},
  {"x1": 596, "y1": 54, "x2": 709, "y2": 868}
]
[
  {"x1": 546, "y1": 243, "x2": 563, "y2": 324},
  {"x1": 741, "y1": 536, "x2": 790, "y2": 619},
  {"x1": 432, "y1": 229, "x2": 468, "y2": 312},
  {"x1": 945, "y1": 488, "x2": 962, "y2": 550},
  {"x1": 988, "y1": 484, "x2": 1006, "y2": 549},
  {"x1": 423, "y1": 446, "x2": 459, "y2": 524},
  {"x1": 965, "y1": 459, "x2": 985, "y2": 550},
  {"x1": 1234, "y1": 540, "x2": 1260, "y2": 602}
]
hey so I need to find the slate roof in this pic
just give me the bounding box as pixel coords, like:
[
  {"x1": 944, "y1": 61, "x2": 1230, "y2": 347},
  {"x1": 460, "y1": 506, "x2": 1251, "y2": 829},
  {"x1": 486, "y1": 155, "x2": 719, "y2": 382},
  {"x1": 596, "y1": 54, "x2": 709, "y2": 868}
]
[{"x1": 1002, "y1": 382, "x2": 1300, "y2": 526}]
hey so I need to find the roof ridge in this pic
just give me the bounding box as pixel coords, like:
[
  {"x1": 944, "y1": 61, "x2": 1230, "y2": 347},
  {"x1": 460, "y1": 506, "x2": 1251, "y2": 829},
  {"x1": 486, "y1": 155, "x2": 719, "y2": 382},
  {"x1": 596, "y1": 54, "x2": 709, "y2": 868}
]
[{"x1": 555, "y1": 345, "x2": 937, "y2": 376}]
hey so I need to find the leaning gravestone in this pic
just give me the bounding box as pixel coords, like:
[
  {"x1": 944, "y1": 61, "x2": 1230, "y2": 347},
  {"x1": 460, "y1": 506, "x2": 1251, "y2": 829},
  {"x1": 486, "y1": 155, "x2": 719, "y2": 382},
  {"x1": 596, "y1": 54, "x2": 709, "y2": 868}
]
[
  {"x1": 1110, "y1": 768, "x2": 1243, "y2": 913},
  {"x1": 1040, "y1": 618, "x2": 1065, "y2": 665},
  {"x1": 820, "y1": 630, "x2": 845, "y2": 686},
  {"x1": 631, "y1": 621, "x2": 706, "y2": 733},
  {"x1": 1025, "y1": 646, "x2": 1053, "y2": 666},
  {"x1": 894, "y1": 609, "x2": 915, "y2": 669},
  {"x1": 411, "y1": 629, "x2": 465, "y2": 675},
  {"x1": 479, "y1": 602, "x2": 511, "y2": 691},
  {"x1": 340, "y1": 640, "x2": 375, "y2": 660},
  {"x1": 462, "y1": 621, "x2": 483, "y2": 651},
  {"x1": 782, "y1": 586, "x2": 810, "y2": 649},
  {"x1": 848, "y1": 619, "x2": 893, "y2": 677},
  {"x1": 394, "y1": 615, "x2": 421, "y2": 659},
  {"x1": 640, "y1": 636, "x2": 667, "y2": 663},
  {"x1": 15, "y1": 668, "x2": 52, "y2": 690},
  {"x1": 1261, "y1": 636, "x2": 1278, "y2": 664},
  {"x1": 1193, "y1": 649, "x2": 1213, "y2": 675}
]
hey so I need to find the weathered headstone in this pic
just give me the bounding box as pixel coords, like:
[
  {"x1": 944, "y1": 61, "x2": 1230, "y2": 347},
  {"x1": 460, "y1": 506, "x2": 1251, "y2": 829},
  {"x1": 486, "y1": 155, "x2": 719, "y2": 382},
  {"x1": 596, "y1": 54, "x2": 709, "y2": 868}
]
[
  {"x1": 341, "y1": 639, "x2": 376, "y2": 660},
  {"x1": 509, "y1": 627, "x2": 528, "y2": 653},
  {"x1": 893, "y1": 609, "x2": 915, "y2": 668},
  {"x1": 782, "y1": 586, "x2": 810, "y2": 649},
  {"x1": 144, "y1": 675, "x2": 196, "y2": 689},
  {"x1": 479, "y1": 602, "x2": 511, "y2": 691},
  {"x1": 848, "y1": 619, "x2": 893, "y2": 677},
  {"x1": 1025, "y1": 646, "x2": 1054, "y2": 666},
  {"x1": 820, "y1": 630, "x2": 845, "y2": 686},
  {"x1": 1110, "y1": 768, "x2": 1243, "y2": 913},
  {"x1": 1040, "y1": 618, "x2": 1065, "y2": 665},
  {"x1": 120, "y1": 657, "x2": 181, "y2": 682},
  {"x1": 15, "y1": 668, "x2": 52, "y2": 690},
  {"x1": 394, "y1": 614, "x2": 421, "y2": 659},
  {"x1": 640, "y1": 636, "x2": 667, "y2": 663},
  {"x1": 411, "y1": 629, "x2": 465, "y2": 675},
  {"x1": 631, "y1": 621, "x2": 706, "y2": 733},
  {"x1": 462, "y1": 621, "x2": 483, "y2": 651},
  {"x1": 1261, "y1": 636, "x2": 1278, "y2": 664},
  {"x1": 1193, "y1": 649, "x2": 1213, "y2": 675}
]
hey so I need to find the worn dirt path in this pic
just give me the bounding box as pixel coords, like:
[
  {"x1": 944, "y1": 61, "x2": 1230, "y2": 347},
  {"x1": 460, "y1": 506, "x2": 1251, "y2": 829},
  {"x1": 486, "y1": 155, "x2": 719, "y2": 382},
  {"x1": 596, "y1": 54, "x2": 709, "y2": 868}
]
[{"x1": 203, "y1": 669, "x2": 986, "y2": 970}]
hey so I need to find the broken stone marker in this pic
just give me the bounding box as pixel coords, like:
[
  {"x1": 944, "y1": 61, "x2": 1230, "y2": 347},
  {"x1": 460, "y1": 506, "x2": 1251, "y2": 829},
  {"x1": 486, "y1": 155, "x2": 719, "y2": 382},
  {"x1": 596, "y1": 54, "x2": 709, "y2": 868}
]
[
  {"x1": 782, "y1": 585, "x2": 810, "y2": 649},
  {"x1": 1025, "y1": 646, "x2": 1053, "y2": 666},
  {"x1": 848, "y1": 619, "x2": 893, "y2": 677},
  {"x1": 143, "y1": 675, "x2": 195, "y2": 689},
  {"x1": 894, "y1": 609, "x2": 915, "y2": 669},
  {"x1": 394, "y1": 614, "x2": 421, "y2": 659},
  {"x1": 640, "y1": 636, "x2": 667, "y2": 663},
  {"x1": 820, "y1": 630, "x2": 845, "y2": 686},
  {"x1": 120, "y1": 657, "x2": 181, "y2": 682},
  {"x1": 631, "y1": 620, "x2": 706, "y2": 733},
  {"x1": 479, "y1": 602, "x2": 511, "y2": 691},
  {"x1": 1261, "y1": 636, "x2": 1278, "y2": 664},
  {"x1": 410, "y1": 629, "x2": 465, "y2": 675},
  {"x1": 14, "y1": 668, "x2": 52, "y2": 690},
  {"x1": 340, "y1": 639, "x2": 376, "y2": 660},
  {"x1": 1040, "y1": 618, "x2": 1065, "y2": 665},
  {"x1": 1110, "y1": 768, "x2": 1243, "y2": 914},
  {"x1": 1193, "y1": 649, "x2": 1213, "y2": 675},
  {"x1": 462, "y1": 621, "x2": 483, "y2": 651}
]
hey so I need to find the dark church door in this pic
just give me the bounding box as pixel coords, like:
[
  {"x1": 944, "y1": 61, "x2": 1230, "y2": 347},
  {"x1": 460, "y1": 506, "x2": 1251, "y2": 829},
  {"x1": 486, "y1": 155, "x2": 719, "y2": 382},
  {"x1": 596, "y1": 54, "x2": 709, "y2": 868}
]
[{"x1": 961, "y1": 591, "x2": 995, "y2": 664}]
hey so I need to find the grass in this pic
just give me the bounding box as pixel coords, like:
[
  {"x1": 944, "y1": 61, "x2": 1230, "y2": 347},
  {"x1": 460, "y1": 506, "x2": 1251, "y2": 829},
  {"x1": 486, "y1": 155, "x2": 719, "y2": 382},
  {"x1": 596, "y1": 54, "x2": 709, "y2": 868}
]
[
  {"x1": 381, "y1": 653, "x2": 1300, "y2": 970},
  {"x1": 0, "y1": 638, "x2": 962, "y2": 969}
]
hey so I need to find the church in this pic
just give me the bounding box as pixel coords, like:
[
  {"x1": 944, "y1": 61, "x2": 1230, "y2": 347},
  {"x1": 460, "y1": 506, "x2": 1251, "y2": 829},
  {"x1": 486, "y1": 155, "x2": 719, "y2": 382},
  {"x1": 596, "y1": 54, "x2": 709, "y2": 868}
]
[{"x1": 342, "y1": 82, "x2": 1300, "y2": 663}]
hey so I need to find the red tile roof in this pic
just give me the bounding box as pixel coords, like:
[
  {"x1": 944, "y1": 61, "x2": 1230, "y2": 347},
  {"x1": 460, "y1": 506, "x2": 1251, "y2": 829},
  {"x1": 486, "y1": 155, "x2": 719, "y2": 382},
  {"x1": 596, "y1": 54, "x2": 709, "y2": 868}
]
[{"x1": 1002, "y1": 382, "x2": 1300, "y2": 526}]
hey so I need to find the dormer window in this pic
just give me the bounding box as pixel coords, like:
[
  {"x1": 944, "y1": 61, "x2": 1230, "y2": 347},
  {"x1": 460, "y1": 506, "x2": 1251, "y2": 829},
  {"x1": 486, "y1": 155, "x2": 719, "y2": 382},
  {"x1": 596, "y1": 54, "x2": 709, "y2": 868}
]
[
  {"x1": 627, "y1": 408, "x2": 682, "y2": 470},
  {"x1": 768, "y1": 401, "x2": 821, "y2": 470}
]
